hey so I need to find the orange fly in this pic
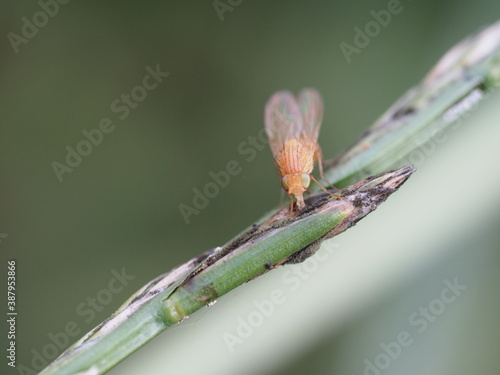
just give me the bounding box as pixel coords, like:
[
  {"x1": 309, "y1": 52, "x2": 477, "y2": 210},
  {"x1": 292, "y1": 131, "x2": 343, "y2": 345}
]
[{"x1": 264, "y1": 88, "x2": 338, "y2": 212}]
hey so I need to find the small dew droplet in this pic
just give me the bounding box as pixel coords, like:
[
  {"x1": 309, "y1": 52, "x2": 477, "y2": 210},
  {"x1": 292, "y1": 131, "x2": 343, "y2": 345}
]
[{"x1": 206, "y1": 300, "x2": 218, "y2": 307}]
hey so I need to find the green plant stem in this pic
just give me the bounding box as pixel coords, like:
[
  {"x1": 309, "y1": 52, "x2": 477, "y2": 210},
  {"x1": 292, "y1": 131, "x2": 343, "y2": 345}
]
[
  {"x1": 40, "y1": 167, "x2": 413, "y2": 374},
  {"x1": 40, "y1": 20, "x2": 500, "y2": 375}
]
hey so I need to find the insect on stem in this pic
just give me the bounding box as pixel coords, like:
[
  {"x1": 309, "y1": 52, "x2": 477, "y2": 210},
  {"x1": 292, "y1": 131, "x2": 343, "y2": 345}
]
[{"x1": 264, "y1": 88, "x2": 341, "y2": 212}]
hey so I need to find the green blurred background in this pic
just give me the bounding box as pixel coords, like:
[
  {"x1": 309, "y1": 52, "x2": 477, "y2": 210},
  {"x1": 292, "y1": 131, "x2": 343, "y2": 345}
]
[{"x1": 1, "y1": 1, "x2": 500, "y2": 374}]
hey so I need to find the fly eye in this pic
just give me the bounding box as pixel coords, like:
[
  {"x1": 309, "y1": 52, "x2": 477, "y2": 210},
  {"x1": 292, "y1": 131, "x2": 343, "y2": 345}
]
[
  {"x1": 301, "y1": 173, "x2": 311, "y2": 189},
  {"x1": 281, "y1": 176, "x2": 289, "y2": 191}
]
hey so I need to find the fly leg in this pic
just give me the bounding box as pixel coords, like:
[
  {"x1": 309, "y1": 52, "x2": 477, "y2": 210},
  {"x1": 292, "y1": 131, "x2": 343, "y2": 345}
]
[{"x1": 315, "y1": 148, "x2": 342, "y2": 195}]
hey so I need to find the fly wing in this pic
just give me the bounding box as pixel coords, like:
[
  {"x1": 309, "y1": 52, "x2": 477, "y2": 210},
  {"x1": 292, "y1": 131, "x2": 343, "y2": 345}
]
[
  {"x1": 264, "y1": 91, "x2": 303, "y2": 157},
  {"x1": 297, "y1": 88, "x2": 323, "y2": 142}
]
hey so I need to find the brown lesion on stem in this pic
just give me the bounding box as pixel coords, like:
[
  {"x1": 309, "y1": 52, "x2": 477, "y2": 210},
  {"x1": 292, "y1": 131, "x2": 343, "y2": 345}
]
[
  {"x1": 177, "y1": 166, "x2": 416, "y2": 288},
  {"x1": 285, "y1": 165, "x2": 416, "y2": 263}
]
